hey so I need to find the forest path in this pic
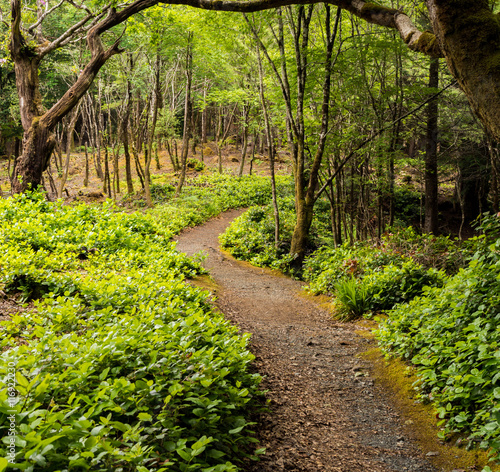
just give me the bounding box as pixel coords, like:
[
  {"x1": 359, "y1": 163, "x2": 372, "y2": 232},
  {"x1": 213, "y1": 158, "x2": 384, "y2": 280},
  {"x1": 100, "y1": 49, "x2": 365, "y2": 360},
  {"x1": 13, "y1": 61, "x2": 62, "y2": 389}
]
[{"x1": 174, "y1": 209, "x2": 438, "y2": 472}]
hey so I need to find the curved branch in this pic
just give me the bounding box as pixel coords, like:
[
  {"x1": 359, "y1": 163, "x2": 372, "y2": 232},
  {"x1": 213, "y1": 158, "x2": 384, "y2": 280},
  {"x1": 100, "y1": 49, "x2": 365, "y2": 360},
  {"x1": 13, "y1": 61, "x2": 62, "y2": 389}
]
[
  {"x1": 10, "y1": 0, "x2": 22, "y2": 58},
  {"x1": 28, "y1": 0, "x2": 64, "y2": 37}
]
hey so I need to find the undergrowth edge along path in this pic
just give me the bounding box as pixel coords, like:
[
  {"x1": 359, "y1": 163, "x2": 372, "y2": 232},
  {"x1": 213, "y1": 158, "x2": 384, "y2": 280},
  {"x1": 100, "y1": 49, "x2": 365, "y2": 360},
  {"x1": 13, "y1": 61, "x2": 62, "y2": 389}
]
[{"x1": 174, "y1": 209, "x2": 440, "y2": 472}]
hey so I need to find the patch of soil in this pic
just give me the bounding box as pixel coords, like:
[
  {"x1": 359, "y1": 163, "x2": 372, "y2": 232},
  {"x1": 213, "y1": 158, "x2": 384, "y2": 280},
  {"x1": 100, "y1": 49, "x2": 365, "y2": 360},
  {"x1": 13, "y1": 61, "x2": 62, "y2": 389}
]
[
  {"x1": 0, "y1": 142, "x2": 288, "y2": 200},
  {"x1": 0, "y1": 291, "x2": 28, "y2": 322},
  {"x1": 174, "y1": 210, "x2": 473, "y2": 472}
]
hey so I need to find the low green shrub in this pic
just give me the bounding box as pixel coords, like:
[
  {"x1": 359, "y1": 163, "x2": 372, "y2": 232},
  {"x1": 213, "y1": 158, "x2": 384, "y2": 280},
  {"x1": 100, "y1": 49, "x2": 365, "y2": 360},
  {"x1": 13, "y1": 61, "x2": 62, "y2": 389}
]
[
  {"x1": 333, "y1": 278, "x2": 370, "y2": 321},
  {"x1": 330, "y1": 259, "x2": 444, "y2": 319},
  {"x1": 0, "y1": 190, "x2": 264, "y2": 472},
  {"x1": 303, "y1": 244, "x2": 406, "y2": 296},
  {"x1": 187, "y1": 158, "x2": 205, "y2": 171},
  {"x1": 219, "y1": 201, "x2": 296, "y2": 271},
  {"x1": 392, "y1": 187, "x2": 421, "y2": 224},
  {"x1": 362, "y1": 260, "x2": 445, "y2": 313},
  {"x1": 381, "y1": 226, "x2": 472, "y2": 275},
  {"x1": 145, "y1": 173, "x2": 293, "y2": 232},
  {"x1": 377, "y1": 214, "x2": 500, "y2": 460}
]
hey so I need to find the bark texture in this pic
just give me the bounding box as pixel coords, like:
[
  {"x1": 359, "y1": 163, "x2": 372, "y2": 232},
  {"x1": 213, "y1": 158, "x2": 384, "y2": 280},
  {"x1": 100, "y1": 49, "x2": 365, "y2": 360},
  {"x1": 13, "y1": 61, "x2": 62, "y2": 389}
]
[{"x1": 427, "y1": 0, "x2": 500, "y2": 141}]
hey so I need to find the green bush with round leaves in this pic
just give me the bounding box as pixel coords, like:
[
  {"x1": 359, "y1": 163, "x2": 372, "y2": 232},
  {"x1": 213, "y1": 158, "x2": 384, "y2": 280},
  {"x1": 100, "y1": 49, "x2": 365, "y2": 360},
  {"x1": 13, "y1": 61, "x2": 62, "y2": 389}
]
[{"x1": 0, "y1": 187, "x2": 267, "y2": 472}]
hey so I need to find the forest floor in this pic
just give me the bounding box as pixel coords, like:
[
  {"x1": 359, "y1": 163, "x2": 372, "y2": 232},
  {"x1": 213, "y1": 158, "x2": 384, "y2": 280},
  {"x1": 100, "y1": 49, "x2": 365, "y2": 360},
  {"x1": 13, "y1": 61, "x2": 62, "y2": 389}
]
[
  {"x1": 175, "y1": 210, "x2": 485, "y2": 472},
  {"x1": 0, "y1": 143, "x2": 484, "y2": 470},
  {"x1": 0, "y1": 141, "x2": 289, "y2": 199}
]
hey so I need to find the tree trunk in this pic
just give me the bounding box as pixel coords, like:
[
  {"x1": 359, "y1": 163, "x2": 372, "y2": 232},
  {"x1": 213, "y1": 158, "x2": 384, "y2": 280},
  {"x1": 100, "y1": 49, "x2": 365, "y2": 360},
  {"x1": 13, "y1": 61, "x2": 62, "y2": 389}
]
[
  {"x1": 176, "y1": 34, "x2": 193, "y2": 197},
  {"x1": 145, "y1": 52, "x2": 162, "y2": 207},
  {"x1": 201, "y1": 78, "x2": 208, "y2": 143},
  {"x1": 238, "y1": 105, "x2": 250, "y2": 178},
  {"x1": 58, "y1": 103, "x2": 81, "y2": 198},
  {"x1": 427, "y1": 1, "x2": 500, "y2": 141},
  {"x1": 216, "y1": 108, "x2": 223, "y2": 174},
  {"x1": 424, "y1": 57, "x2": 439, "y2": 234},
  {"x1": 289, "y1": 6, "x2": 339, "y2": 265},
  {"x1": 103, "y1": 146, "x2": 111, "y2": 197},
  {"x1": 11, "y1": 121, "x2": 56, "y2": 193},
  {"x1": 257, "y1": 46, "x2": 280, "y2": 248},
  {"x1": 123, "y1": 87, "x2": 134, "y2": 193},
  {"x1": 83, "y1": 145, "x2": 89, "y2": 187}
]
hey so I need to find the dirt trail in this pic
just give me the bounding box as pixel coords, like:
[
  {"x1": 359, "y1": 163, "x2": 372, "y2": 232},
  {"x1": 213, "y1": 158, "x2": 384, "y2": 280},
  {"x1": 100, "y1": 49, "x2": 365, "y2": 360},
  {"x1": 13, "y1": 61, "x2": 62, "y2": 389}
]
[{"x1": 175, "y1": 210, "x2": 439, "y2": 472}]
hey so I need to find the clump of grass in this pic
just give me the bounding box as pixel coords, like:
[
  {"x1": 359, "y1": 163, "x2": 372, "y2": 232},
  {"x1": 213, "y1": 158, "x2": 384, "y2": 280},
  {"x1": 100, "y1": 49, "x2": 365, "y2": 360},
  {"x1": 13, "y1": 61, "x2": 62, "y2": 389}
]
[{"x1": 333, "y1": 277, "x2": 370, "y2": 321}]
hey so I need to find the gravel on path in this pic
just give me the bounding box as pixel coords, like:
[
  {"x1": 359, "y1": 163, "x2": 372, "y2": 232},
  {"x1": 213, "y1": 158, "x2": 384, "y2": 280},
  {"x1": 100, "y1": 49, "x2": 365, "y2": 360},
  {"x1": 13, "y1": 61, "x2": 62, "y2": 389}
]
[{"x1": 175, "y1": 209, "x2": 441, "y2": 472}]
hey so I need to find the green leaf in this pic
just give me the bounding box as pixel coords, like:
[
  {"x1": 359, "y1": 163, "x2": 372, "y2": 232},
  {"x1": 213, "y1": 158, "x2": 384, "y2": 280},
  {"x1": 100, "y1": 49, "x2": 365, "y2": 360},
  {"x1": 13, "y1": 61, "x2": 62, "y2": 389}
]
[
  {"x1": 16, "y1": 372, "x2": 29, "y2": 388},
  {"x1": 229, "y1": 425, "x2": 245, "y2": 434},
  {"x1": 176, "y1": 447, "x2": 192, "y2": 461}
]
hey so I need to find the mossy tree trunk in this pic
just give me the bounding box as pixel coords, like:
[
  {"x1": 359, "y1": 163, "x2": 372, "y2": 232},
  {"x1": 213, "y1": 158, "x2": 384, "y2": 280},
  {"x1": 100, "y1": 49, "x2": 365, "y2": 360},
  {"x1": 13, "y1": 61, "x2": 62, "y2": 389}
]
[{"x1": 427, "y1": 0, "x2": 500, "y2": 141}]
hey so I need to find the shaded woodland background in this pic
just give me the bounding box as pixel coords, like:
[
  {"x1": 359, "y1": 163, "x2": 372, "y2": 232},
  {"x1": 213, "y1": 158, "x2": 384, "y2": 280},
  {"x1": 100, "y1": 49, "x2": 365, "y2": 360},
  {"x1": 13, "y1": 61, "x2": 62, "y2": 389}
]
[{"x1": 0, "y1": 1, "x2": 498, "y2": 241}]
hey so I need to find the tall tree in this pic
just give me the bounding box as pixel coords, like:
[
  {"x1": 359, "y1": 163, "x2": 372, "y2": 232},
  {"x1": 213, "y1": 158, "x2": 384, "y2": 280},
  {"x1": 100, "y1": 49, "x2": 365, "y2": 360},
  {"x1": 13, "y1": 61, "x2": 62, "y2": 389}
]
[
  {"x1": 175, "y1": 31, "x2": 193, "y2": 196},
  {"x1": 7, "y1": 0, "x2": 500, "y2": 194},
  {"x1": 424, "y1": 57, "x2": 439, "y2": 234}
]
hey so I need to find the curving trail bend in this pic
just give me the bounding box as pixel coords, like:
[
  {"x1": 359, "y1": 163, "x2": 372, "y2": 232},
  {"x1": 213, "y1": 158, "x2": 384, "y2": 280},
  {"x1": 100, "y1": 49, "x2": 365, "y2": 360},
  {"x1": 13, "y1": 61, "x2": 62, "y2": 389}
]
[{"x1": 175, "y1": 209, "x2": 438, "y2": 472}]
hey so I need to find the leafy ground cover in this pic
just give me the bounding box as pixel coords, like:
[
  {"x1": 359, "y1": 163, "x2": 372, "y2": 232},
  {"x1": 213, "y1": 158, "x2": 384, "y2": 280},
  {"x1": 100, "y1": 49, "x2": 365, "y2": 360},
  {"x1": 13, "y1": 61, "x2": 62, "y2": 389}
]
[
  {"x1": 219, "y1": 194, "x2": 327, "y2": 272},
  {"x1": 0, "y1": 172, "x2": 280, "y2": 472},
  {"x1": 377, "y1": 215, "x2": 500, "y2": 468}
]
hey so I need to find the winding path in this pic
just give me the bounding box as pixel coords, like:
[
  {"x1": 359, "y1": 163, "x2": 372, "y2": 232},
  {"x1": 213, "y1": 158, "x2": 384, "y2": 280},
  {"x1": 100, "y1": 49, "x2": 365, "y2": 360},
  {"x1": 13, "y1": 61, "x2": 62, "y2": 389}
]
[{"x1": 175, "y1": 210, "x2": 439, "y2": 472}]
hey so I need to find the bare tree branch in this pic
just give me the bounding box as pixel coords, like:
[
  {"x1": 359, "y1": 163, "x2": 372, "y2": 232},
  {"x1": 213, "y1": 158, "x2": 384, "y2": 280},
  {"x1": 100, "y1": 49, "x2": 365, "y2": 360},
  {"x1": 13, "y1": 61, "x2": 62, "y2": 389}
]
[
  {"x1": 38, "y1": 3, "x2": 113, "y2": 58},
  {"x1": 28, "y1": 0, "x2": 64, "y2": 37},
  {"x1": 66, "y1": 0, "x2": 93, "y2": 15}
]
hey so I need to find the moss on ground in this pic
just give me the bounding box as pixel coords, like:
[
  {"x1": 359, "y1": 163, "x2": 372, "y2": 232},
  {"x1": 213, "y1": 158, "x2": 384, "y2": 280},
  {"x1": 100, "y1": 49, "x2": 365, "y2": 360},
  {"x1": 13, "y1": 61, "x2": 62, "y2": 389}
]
[{"x1": 360, "y1": 345, "x2": 497, "y2": 472}]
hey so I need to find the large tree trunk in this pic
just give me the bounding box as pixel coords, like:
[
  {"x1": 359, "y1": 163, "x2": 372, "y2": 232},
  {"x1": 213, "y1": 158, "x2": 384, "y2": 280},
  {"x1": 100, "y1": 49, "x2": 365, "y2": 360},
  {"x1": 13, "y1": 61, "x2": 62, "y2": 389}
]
[
  {"x1": 427, "y1": 1, "x2": 500, "y2": 141},
  {"x1": 12, "y1": 121, "x2": 56, "y2": 193}
]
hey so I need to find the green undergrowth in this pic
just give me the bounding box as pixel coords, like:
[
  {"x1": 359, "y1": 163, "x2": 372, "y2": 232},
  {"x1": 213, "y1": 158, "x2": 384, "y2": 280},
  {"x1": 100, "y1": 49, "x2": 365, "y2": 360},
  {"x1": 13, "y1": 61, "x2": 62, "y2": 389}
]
[
  {"x1": 139, "y1": 172, "x2": 293, "y2": 221},
  {"x1": 377, "y1": 214, "x2": 500, "y2": 467},
  {"x1": 302, "y1": 234, "x2": 454, "y2": 320},
  {"x1": 219, "y1": 196, "x2": 328, "y2": 272},
  {"x1": 0, "y1": 176, "x2": 279, "y2": 472}
]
